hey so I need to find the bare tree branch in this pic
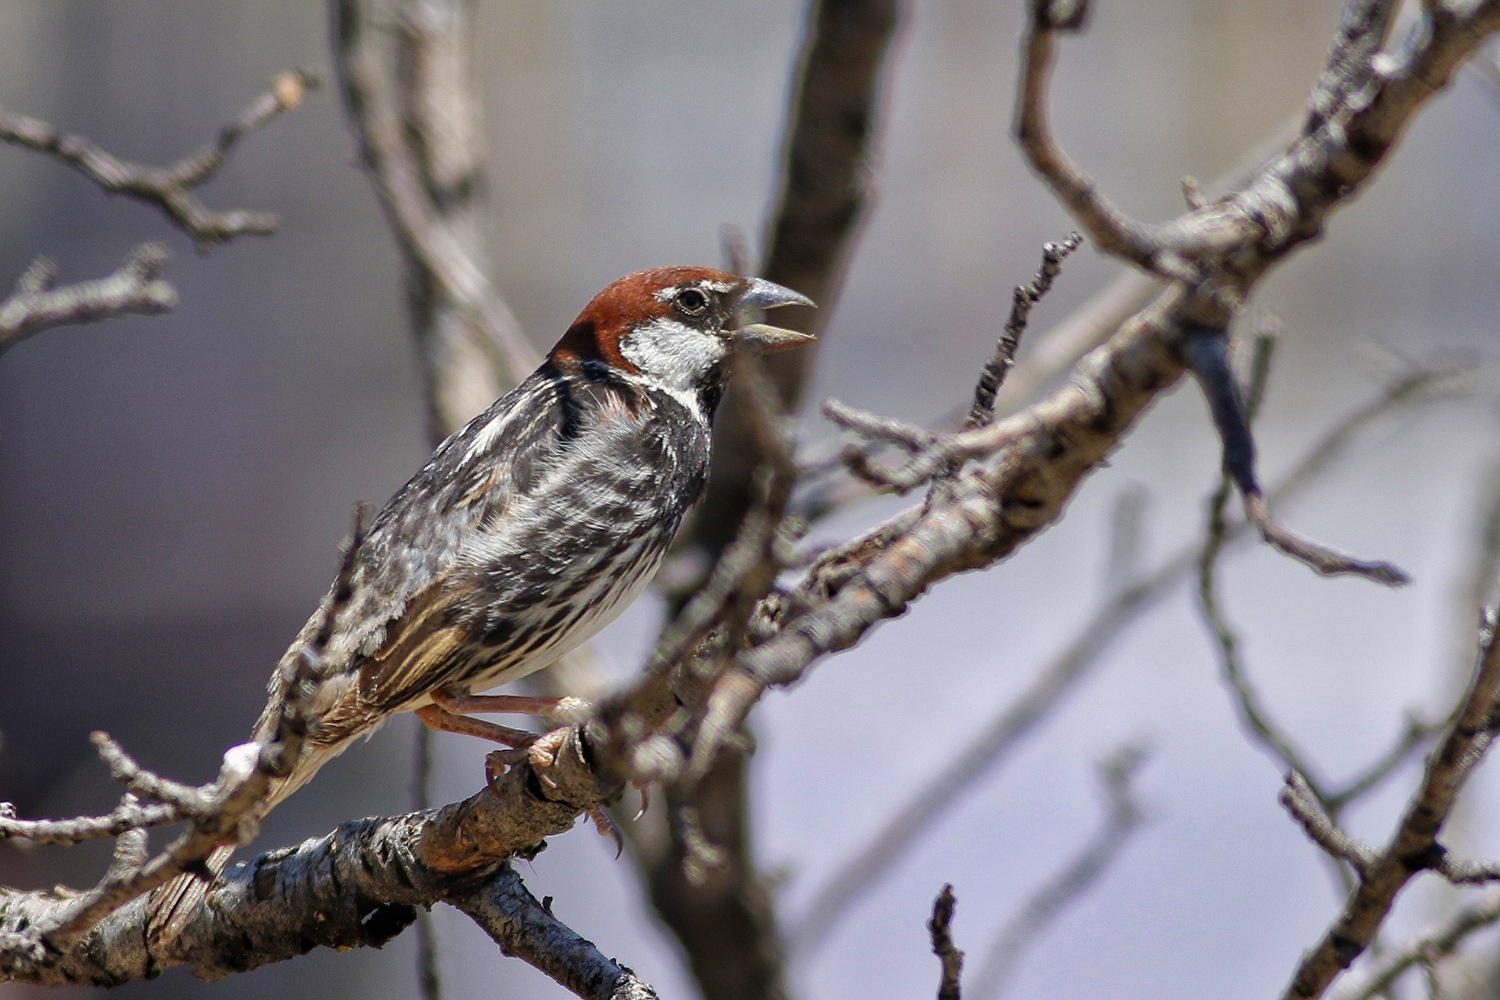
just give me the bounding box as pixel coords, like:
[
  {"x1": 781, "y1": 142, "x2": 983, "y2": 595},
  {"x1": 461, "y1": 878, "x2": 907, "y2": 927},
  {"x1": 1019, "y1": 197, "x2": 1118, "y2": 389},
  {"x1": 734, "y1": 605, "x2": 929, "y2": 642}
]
[
  {"x1": 1282, "y1": 607, "x2": 1500, "y2": 999},
  {"x1": 1185, "y1": 324, "x2": 1408, "y2": 585},
  {"x1": 789, "y1": 360, "x2": 1469, "y2": 957},
  {"x1": 0, "y1": 71, "x2": 317, "y2": 248},
  {"x1": 0, "y1": 243, "x2": 176, "y2": 355},
  {"x1": 2, "y1": 821, "x2": 659, "y2": 999},
  {"x1": 1283, "y1": 768, "x2": 1500, "y2": 888},
  {"x1": 928, "y1": 884, "x2": 964, "y2": 1000},
  {"x1": 1340, "y1": 888, "x2": 1500, "y2": 1000},
  {"x1": 965, "y1": 231, "x2": 1083, "y2": 428},
  {"x1": 1280, "y1": 772, "x2": 1379, "y2": 876},
  {"x1": 332, "y1": 0, "x2": 537, "y2": 440},
  {"x1": 450, "y1": 865, "x2": 662, "y2": 1000}
]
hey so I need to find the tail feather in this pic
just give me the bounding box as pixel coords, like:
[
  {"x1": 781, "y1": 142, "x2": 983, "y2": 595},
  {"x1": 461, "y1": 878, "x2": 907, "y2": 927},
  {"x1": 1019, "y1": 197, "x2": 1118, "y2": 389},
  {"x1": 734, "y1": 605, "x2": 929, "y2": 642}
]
[
  {"x1": 146, "y1": 843, "x2": 236, "y2": 950},
  {"x1": 144, "y1": 744, "x2": 339, "y2": 950}
]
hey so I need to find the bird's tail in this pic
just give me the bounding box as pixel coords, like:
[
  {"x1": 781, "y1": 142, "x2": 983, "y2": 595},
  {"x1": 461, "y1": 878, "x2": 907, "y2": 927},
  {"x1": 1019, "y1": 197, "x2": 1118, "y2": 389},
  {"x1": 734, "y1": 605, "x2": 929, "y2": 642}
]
[
  {"x1": 144, "y1": 742, "x2": 338, "y2": 950},
  {"x1": 146, "y1": 843, "x2": 237, "y2": 951}
]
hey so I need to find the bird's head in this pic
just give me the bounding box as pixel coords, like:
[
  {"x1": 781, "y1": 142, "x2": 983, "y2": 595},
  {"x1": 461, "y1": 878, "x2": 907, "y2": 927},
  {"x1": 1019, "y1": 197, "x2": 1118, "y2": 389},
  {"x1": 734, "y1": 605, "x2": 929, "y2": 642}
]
[{"x1": 549, "y1": 266, "x2": 814, "y2": 418}]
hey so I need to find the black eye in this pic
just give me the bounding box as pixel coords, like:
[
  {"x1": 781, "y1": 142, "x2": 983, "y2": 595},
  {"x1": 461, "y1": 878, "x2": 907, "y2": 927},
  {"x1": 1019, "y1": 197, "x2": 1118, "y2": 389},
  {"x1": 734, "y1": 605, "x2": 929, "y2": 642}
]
[{"x1": 675, "y1": 288, "x2": 709, "y2": 316}]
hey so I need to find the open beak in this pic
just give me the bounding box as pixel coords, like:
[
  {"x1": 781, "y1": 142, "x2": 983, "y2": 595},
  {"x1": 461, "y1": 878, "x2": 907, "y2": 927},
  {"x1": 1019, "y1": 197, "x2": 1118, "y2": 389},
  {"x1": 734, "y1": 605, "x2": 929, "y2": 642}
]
[{"x1": 734, "y1": 277, "x2": 817, "y2": 353}]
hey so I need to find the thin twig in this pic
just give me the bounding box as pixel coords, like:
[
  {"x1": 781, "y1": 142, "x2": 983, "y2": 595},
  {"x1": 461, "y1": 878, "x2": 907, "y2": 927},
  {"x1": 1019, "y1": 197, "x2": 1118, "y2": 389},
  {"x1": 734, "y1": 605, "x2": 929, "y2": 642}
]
[
  {"x1": 0, "y1": 798, "x2": 179, "y2": 846},
  {"x1": 1184, "y1": 322, "x2": 1408, "y2": 586},
  {"x1": 1280, "y1": 772, "x2": 1378, "y2": 876},
  {"x1": 966, "y1": 232, "x2": 1083, "y2": 428},
  {"x1": 1339, "y1": 888, "x2": 1500, "y2": 1000},
  {"x1": 928, "y1": 884, "x2": 964, "y2": 1000},
  {"x1": 788, "y1": 360, "x2": 1468, "y2": 958},
  {"x1": 0, "y1": 72, "x2": 318, "y2": 248},
  {"x1": 0, "y1": 244, "x2": 176, "y2": 355},
  {"x1": 1242, "y1": 491, "x2": 1408, "y2": 585}
]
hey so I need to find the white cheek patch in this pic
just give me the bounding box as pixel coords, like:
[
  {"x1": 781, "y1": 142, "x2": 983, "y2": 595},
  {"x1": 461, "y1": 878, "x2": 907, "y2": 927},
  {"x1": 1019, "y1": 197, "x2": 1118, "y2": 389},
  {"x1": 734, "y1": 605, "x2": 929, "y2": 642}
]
[{"x1": 619, "y1": 317, "x2": 727, "y2": 422}]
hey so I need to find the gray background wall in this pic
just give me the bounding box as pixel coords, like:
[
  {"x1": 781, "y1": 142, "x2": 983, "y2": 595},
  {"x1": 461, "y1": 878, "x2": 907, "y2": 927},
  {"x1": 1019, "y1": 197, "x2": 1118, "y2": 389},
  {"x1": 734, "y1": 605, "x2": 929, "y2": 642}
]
[{"x1": 2, "y1": 3, "x2": 1498, "y2": 998}]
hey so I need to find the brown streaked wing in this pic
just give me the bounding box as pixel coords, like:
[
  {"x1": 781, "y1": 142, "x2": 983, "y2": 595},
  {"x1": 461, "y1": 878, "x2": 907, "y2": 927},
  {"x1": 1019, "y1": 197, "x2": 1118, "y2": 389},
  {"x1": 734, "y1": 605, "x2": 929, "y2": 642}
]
[{"x1": 353, "y1": 575, "x2": 476, "y2": 713}]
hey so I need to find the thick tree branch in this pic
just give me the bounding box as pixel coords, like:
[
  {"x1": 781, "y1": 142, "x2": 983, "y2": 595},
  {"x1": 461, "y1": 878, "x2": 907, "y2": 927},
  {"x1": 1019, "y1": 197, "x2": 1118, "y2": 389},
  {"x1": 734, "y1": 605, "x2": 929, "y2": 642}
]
[
  {"x1": 2, "y1": 817, "x2": 657, "y2": 1000},
  {"x1": 449, "y1": 865, "x2": 661, "y2": 1000}
]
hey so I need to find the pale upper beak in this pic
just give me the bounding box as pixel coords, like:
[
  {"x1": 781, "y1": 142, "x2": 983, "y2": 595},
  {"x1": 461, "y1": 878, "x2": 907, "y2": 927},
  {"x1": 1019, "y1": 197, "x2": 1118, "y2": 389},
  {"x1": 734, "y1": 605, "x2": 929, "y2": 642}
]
[{"x1": 734, "y1": 277, "x2": 817, "y2": 353}]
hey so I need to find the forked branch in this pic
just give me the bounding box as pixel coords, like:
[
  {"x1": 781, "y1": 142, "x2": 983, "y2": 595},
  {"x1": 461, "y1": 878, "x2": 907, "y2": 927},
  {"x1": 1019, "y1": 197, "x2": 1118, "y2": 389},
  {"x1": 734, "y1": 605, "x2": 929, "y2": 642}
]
[{"x1": 0, "y1": 71, "x2": 317, "y2": 248}]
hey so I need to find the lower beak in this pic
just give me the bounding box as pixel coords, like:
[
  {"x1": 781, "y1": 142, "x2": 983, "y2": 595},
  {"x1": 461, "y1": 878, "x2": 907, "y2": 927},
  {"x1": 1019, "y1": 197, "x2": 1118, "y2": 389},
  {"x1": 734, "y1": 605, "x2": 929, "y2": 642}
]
[{"x1": 735, "y1": 277, "x2": 816, "y2": 353}]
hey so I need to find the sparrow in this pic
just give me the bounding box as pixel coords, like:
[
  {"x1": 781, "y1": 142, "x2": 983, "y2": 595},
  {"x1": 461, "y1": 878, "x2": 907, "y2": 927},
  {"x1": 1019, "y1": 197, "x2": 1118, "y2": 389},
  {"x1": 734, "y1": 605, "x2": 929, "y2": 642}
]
[{"x1": 147, "y1": 266, "x2": 813, "y2": 943}]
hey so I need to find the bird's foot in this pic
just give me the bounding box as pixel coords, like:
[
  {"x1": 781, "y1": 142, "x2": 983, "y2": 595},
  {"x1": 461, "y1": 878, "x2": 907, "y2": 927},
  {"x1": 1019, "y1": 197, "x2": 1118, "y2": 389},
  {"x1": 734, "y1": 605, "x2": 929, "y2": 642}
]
[
  {"x1": 479, "y1": 730, "x2": 624, "y2": 856},
  {"x1": 482, "y1": 725, "x2": 571, "y2": 788},
  {"x1": 631, "y1": 781, "x2": 651, "y2": 820}
]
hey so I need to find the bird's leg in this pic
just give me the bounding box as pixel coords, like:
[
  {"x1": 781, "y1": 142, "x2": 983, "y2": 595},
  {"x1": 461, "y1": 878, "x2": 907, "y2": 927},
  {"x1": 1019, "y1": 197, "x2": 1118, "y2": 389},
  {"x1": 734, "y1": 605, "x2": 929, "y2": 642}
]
[
  {"x1": 428, "y1": 689, "x2": 592, "y2": 722},
  {"x1": 419, "y1": 697, "x2": 570, "y2": 786},
  {"x1": 414, "y1": 703, "x2": 537, "y2": 748},
  {"x1": 422, "y1": 693, "x2": 619, "y2": 848},
  {"x1": 426, "y1": 688, "x2": 590, "y2": 778}
]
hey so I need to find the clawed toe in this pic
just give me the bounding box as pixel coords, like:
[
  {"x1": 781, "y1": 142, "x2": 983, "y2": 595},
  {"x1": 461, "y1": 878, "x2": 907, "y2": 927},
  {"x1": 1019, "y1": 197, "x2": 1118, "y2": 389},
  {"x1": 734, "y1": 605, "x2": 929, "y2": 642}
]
[
  {"x1": 483, "y1": 726, "x2": 574, "y2": 791},
  {"x1": 478, "y1": 729, "x2": 625, "y2": 857}
]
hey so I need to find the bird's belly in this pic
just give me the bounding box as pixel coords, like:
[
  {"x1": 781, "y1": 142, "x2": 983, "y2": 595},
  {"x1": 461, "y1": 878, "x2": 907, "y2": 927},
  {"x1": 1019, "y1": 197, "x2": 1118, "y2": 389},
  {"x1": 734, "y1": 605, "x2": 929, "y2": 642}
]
[{"x1": 464, "y1": 534, "x2": 667, "y2": 694}]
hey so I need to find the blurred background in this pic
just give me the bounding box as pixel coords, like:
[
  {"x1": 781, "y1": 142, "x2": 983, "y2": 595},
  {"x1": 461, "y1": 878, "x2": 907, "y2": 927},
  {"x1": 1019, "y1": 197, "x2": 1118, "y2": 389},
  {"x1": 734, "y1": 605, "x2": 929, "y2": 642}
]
[{"x1": 2, "y1": 2, "x2": 1499, "y2": 998}]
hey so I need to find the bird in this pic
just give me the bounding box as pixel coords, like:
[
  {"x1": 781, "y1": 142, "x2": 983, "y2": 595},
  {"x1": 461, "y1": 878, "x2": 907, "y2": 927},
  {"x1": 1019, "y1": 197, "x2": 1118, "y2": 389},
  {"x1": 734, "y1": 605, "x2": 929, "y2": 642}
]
[{"x1": 146, "y1": 266, "x2": 814, "y2": 944}]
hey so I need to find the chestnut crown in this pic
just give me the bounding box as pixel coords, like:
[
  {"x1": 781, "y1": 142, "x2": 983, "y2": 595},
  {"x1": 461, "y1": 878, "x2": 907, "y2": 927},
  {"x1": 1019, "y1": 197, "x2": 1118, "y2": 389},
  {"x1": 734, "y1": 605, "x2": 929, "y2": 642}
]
[{"x1": 549, "y1": 267, "x2": 814, "y2": 403}]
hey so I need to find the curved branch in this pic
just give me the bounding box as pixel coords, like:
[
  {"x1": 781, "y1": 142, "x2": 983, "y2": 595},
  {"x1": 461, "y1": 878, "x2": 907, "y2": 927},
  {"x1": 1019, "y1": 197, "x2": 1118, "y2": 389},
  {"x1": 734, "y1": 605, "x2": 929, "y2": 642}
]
[
  {"x1": 0, "y1": 72, "x2": 317, "y2": 248},
  {"x1": 333, "y1": 0, "x2": 537, "y2": 439},
  {"x1": 1282, "y1": 610, "x2": 1500, "y2": 999}
]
